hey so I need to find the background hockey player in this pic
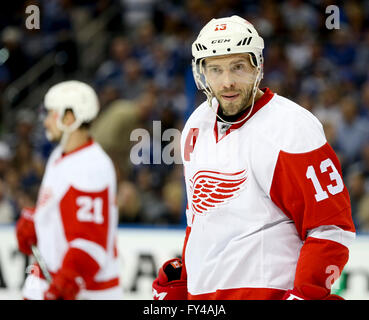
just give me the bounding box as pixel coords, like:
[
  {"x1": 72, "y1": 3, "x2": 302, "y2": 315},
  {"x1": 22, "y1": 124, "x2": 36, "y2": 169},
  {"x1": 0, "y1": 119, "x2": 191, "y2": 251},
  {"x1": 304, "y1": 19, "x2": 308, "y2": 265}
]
[
  {"x1": 16, "y1": 80, "x2": 122, "y2": 300},
  {"x1": 152, "y1": 15, "x2": 356, "y2": 300}
]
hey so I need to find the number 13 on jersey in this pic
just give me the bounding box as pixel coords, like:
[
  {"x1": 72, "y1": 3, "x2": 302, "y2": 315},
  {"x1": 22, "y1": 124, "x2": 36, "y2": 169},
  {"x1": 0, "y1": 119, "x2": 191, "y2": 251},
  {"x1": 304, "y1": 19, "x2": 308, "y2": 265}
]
[{"x1": 306, "y1": 158, "x2": 344, "y2": 202}]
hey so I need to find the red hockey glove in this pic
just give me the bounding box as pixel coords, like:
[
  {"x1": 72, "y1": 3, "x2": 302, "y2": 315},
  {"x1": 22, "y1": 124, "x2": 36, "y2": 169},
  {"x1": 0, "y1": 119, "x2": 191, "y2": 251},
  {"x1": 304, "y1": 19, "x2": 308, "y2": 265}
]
[
  {"x1": 283, "y1": 286, "x2": 344, "y2": 300},
  {"x1": 44, "y1": 247, "x2": 99, "y2": 300},
  {"x1": 44, "y1": 269, "x2": 82, "y2": 300},
  {"x1": 152, "y1": 258, "x2": 187, "y2": 300},
  {"x1": 16, "y1": 208, "x2": 37, "y2": 255}
]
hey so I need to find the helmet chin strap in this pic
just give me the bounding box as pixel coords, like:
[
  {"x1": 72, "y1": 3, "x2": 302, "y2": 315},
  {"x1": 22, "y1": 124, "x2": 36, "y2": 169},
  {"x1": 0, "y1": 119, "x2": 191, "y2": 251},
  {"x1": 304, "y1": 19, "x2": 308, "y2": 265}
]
[{"x1": 56, "y1": 118, "x2": 82, "y2": 150}]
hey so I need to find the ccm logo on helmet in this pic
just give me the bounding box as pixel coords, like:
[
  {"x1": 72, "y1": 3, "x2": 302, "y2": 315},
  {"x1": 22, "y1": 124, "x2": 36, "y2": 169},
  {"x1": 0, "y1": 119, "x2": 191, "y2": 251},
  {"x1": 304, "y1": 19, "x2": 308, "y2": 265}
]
[{"x1": 211, "y1": 39, "x2": 231, "y2": 44}]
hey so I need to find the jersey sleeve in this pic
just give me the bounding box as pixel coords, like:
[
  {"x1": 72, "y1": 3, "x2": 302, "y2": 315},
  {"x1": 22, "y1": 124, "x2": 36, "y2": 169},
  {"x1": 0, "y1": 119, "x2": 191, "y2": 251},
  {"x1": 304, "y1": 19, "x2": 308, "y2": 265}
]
[
  {"x1": 270, "y1": 142, "x2": 356, "y2": 298},
  {"x1": 59, "y1": 185, "x2": 111, "y2": 278}
]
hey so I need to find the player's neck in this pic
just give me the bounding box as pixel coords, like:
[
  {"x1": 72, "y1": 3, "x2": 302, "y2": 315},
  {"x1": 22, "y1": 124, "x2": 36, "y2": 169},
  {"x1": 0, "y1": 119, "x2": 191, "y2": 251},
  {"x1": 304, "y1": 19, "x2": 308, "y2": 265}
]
[{"x1": 62, "y1": 130, "x2": 91, "y2": 154}]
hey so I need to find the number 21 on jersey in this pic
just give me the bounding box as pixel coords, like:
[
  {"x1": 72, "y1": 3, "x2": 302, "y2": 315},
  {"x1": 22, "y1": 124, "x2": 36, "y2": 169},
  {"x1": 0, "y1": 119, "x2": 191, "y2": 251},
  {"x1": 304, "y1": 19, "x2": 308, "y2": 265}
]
[
  {"x1": 77, "y1": 196, "x2": 104, "y2": 224},
  {"x1": 60, "y1": 186, "x2": 109, "y2": 227},
  {"x1": 306, "y1": 158, "x2": 344, "y2": 202}
]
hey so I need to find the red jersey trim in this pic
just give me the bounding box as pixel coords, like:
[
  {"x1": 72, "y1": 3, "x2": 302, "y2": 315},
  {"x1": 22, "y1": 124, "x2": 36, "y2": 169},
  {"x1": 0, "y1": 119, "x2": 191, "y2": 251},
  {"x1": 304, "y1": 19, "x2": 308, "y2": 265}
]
[
  {"x1": 54, "y1": 138, "x2": 95, "y2": 165},
  {"x1": 188, "y1": 287, "x2": 286, "y2": 300},
  {"x1": 181, "y1": 226, "x2": 191, "y2": 280},
  {"x1": 31, "y1": 263, "x2": 120, "y2": 291},
  {"x1": 61, "y1": 138, "x2": 94, "y2": 159},
  {"x1": 214, "y1": 87, "x2": 274, "y2": 143}
]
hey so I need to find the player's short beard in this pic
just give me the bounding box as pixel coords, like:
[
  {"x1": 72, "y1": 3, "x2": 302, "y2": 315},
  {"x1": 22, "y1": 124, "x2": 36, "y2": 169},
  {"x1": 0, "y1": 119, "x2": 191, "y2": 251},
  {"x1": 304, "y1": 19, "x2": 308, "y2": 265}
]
[{"x1": 217, "y1": 87, "x2": 253, "y2": 116}]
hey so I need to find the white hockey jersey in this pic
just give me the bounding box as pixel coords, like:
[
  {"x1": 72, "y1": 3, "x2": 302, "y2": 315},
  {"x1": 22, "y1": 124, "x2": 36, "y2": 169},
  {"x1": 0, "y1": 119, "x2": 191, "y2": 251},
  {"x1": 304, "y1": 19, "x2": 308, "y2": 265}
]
[
  {"x1": 181, "y1": 88, "x2": 355, "y2": 299},
  {"x1": 22, "y1": 139, "x2": 122, "y2": 300}
]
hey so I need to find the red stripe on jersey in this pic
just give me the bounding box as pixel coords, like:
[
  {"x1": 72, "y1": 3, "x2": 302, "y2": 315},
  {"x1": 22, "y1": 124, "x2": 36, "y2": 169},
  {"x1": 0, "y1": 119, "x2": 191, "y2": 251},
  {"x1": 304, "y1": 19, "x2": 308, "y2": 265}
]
[
  {"x1": 181, "y1": 226, "x2": 191, "y2": 280},
  {"x1": 61, "y1": 247, "x2": 100, "y2": 282},
  {"x1": 270, "y1": 142, "x2": 355, "y2": 240},
  {"x1": 61, "y1": 138, "x2": 94, "y2": 159},
  {"x1": 188, "y1": 287, "x2": 286, "y2": 300},
  {"x1": 60, "y1": 186, "x2": 110, "y2": 249}
]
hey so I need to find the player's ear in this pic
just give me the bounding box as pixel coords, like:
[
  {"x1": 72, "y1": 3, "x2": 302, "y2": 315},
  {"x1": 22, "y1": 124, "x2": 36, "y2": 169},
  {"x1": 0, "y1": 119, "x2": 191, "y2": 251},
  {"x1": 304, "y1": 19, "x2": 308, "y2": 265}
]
[{"x1": 63, "y1": 109, "x2": 76, "y2": 126}]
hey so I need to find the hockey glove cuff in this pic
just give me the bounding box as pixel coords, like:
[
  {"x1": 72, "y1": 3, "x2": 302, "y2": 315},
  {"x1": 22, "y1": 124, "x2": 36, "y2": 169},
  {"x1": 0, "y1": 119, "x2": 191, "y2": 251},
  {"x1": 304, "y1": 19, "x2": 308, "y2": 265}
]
[
  {"x1": 16, "y1": 207, "x2": 37, "y2": 255},
  {"x1": 152, "y1": 258, "x2": 187, "y2": 300},
  {"x1": 283, "y1": 285, "x2": 344, "y2": 300},
  {"x1": 44, "y1": 268, "x2": 82, "y2": 300}
]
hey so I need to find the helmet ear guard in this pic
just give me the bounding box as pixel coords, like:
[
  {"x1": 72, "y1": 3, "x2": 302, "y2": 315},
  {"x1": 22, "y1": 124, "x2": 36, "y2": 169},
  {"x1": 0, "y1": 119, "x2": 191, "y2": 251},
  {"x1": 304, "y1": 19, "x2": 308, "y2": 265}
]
[{"x1": 192, "y1": 58, "x2": 206, "y2": 91}]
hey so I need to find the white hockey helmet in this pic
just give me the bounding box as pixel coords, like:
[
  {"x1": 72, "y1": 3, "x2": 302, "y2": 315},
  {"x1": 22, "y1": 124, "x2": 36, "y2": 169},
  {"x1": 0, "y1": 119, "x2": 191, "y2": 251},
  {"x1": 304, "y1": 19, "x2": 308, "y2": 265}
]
[
  {"x1": 44, "y1": 80, "x2": 99, "y2": 133},
  {"x1": 192, "y1": 15, "x2": 264, "y2": 93}
]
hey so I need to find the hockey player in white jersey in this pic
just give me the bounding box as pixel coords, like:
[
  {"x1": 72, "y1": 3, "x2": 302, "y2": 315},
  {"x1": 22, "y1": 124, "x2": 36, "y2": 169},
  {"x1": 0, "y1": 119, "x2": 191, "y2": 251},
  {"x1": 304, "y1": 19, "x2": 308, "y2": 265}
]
[
  {"x1": 153, "y1": 16, "x2": 356, "y2": 300},
  {"x1": 16, "y1": 80, "x2": 122, "y2": 300}
]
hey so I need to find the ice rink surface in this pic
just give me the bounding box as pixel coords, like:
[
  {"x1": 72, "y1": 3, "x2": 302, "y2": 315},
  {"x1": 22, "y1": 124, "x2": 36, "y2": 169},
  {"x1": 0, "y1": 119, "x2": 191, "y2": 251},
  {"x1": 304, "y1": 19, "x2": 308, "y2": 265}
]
[{"x1": 0, "y1": 289, "x2": 22, "y2": 300}]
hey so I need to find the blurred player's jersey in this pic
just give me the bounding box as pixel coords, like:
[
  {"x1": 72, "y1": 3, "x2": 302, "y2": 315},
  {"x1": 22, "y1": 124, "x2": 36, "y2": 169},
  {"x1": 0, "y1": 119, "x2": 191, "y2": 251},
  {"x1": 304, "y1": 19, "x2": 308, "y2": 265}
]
[
  {"x1": 181, "y1": 88, "x2": 355, "y2": 299},
  {"x1": 23, "y1": 139, "x2": 122, "y2": 300}
]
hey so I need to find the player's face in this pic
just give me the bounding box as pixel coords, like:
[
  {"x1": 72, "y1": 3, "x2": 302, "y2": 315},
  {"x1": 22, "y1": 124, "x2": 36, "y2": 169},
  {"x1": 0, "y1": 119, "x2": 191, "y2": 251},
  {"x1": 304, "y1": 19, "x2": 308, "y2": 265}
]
[
  {"x1": 204, "y1": 53, "x2": 258, "y2": 116},
  {"x1": 43, "y1": 109, "x2": 62, "y2": 141}
]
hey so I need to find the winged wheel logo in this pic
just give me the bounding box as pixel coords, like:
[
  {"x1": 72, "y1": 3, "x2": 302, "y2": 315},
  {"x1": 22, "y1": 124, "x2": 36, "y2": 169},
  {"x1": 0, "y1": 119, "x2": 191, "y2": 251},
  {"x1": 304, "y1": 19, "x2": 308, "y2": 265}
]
[{"x1": 189, "y1": 169, "x2": 247, "y2": 215}]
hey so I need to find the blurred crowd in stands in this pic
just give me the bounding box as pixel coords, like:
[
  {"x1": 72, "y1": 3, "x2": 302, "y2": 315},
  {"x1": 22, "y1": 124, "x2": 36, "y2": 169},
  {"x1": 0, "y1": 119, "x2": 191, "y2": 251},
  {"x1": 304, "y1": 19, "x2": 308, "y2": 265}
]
[{"x1": 0, "y1": 0, "x2": 368, "y2": 231}]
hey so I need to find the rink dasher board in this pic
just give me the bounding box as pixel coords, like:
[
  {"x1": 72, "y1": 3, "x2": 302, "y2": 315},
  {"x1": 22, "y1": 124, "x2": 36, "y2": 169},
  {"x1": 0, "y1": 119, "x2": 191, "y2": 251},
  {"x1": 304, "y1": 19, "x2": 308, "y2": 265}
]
[{"x1": 0, "y1": 225, "x2": 368, "y2": 300}]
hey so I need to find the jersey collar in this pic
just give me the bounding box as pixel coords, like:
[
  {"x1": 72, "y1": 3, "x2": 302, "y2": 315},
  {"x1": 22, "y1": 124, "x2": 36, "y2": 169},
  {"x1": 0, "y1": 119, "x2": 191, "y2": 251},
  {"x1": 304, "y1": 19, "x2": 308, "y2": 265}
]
[
  {"x1": 213, "y1": 87, "x2": 274, "y2": 143},
  {"x1": 60, "y1": 138, "x2": 94, "y2": 159}
]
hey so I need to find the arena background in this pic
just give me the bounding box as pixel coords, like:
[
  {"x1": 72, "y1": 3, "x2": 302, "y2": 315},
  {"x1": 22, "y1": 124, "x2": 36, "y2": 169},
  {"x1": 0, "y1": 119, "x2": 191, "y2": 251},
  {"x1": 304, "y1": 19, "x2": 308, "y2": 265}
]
[{"x1": 0, "y1": 0, "x2": 368, "y2": 299}]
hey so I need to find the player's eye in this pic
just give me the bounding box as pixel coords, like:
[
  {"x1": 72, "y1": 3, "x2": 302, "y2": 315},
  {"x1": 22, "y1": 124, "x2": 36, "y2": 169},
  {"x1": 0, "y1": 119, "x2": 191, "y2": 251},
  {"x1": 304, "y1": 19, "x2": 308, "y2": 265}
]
[
  {"x1": 232, "y1": 64, "x2": 245, "y2": 72},
  {"x1": 208, "y1": 66, "x2": 222, "y2": 74}
]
